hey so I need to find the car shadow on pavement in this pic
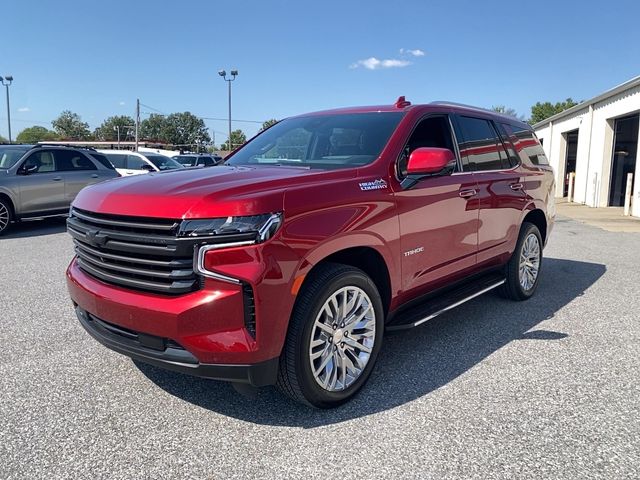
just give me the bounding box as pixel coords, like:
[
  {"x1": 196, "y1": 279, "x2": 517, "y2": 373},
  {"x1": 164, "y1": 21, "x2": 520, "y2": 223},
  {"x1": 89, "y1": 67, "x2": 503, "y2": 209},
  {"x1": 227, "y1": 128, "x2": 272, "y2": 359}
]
[
  {"x1": 1, "y1": 217, "x2": 67, "y2": 239},
  {"x1": 136, "y1": 257, "x2": 605, "y2": 427}
]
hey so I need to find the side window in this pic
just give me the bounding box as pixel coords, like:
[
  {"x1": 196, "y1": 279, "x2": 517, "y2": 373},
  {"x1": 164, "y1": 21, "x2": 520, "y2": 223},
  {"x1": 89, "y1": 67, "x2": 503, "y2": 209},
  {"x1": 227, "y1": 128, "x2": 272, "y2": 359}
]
[
  {"x1": 202, "y1": 157, "x2": 214, "y2": 166},
  {"x1": 105, "y1": 154, "x2": 126, "y2": 169},
  {"x1": 56, "y1": 150, "x2": 97, "y2": 171},
  {"x1": 126, "y1": 155, "x2": 147, "y2": 170},
  {"x1": 398, "y1": 116, "x2": 456, "y2": 177},
  {"x1": 456, "y1": 116, "x2": 510, "y2": 171},
  {"x1": 23, "y1": 150, "x2": 56, "y2": 173},
  {"x1": 504, "y1": 124, "x2": 549, "y2": 166},
  {"x1": 496, "y1": 123, "x2": 521, "y2": 168}
]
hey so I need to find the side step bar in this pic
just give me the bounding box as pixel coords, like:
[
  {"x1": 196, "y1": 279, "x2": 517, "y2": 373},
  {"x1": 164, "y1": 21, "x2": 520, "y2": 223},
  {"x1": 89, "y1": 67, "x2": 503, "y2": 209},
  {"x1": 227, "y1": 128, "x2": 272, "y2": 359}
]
[{"x1": 386, "y1": 274, "x2": 505, "y2": 332}]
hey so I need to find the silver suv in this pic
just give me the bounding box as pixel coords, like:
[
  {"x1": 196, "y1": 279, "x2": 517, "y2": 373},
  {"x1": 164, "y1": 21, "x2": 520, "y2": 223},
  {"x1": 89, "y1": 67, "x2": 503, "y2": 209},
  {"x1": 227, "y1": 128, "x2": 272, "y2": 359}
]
[{"x1": 0, "y1": 144, "x2": 119, "y2": 234}]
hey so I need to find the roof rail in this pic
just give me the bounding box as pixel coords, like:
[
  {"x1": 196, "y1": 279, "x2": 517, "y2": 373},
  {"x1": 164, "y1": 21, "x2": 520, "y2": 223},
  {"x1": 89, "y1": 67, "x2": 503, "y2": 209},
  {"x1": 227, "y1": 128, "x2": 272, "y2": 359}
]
[{"x1": 34, "y1": 143, "x2": 97, "y2": 151}]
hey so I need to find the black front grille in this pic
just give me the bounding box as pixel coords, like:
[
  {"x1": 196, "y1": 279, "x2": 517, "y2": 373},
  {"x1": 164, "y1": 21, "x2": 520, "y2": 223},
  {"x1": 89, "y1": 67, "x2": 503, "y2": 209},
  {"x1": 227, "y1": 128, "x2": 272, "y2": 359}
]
[{"x1": 68, "y1": 208, "x2": 198, "y2": 295}]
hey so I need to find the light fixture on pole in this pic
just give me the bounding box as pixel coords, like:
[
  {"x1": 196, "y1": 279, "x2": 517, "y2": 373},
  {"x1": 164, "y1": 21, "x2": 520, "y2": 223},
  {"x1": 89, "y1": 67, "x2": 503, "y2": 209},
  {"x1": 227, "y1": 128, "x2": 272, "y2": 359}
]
[
  {"x1": 218, "y1": 69, "x2": 238, "y2": 151},
  {"x1": 0, "y1": 75, "x2": 14, "y2": 143}
]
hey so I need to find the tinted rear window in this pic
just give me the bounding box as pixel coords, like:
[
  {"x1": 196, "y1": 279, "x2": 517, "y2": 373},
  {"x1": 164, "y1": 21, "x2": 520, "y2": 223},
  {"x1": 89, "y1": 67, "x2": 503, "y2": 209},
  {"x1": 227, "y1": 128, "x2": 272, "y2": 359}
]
[
  {"x1": 455, "y1": 116, "x2": 510, "y2": 171},
  {"x1": 503, "y1": 124, "x2": 549, "y2": 165}
]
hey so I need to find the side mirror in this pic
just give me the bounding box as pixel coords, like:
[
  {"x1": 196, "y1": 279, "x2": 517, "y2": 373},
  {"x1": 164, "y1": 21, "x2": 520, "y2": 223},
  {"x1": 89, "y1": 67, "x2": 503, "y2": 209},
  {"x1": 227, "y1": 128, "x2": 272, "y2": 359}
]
[
  {"x1": 18, "y1": 164, "x2": 38, "y2": 175},
  {"x1": 140, "y1": 164, "x2": 154, "y2": 172},
  {"x1": 401, "y1": 147, "x2": 457, "y2": 189}
]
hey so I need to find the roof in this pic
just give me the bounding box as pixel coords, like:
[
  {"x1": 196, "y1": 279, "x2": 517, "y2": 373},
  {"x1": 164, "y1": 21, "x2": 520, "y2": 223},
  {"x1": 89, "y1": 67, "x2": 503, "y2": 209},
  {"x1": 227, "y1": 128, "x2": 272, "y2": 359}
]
[
  {"x1": 294, "y1": 98, "x2": 531, "y2": 129},
  {"x1": 532, "y1": 74, "x2": 640, "y2": 129}
]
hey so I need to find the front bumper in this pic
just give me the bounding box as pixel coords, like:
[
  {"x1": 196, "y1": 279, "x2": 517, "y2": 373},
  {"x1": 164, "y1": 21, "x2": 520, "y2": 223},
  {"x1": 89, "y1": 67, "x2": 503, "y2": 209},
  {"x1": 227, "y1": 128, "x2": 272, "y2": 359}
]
[{"x1": 75, "y1": 305, "x2": 279, "y2": 386}]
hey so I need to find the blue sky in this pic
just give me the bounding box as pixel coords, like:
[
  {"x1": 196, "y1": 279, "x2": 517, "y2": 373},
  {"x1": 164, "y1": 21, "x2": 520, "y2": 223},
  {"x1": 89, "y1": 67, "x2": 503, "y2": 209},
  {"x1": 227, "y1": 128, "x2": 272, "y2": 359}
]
[{"x1": 1, "y1": 0, "x2": 639, "y2": 143}]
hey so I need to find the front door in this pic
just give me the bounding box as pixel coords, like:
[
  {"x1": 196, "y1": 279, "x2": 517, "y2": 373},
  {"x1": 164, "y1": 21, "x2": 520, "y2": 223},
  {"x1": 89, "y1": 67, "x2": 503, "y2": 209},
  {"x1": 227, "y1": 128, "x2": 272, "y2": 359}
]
[
  {"x1": 395, "y1": 115, "x2": 479, "y2": 296},
  {"x1": 17, "y1": 149, "x2": 67, "y2": 215}
]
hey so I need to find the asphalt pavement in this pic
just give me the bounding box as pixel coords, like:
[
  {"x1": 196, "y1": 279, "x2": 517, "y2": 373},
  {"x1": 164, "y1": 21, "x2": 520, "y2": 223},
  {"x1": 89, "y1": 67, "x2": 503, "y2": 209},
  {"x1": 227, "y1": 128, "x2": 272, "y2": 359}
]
[{"x1": 1, "y1": 215, "x2": 638, "y2": 479}]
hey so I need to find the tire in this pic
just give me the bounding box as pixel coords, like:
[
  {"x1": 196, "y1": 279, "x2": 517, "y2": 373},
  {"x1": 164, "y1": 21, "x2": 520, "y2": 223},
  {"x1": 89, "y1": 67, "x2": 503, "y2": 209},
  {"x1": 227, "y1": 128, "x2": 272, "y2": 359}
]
[
  {"x1": 276, "y1": 263, "x2": 384, "y2": 408},
  {"x1": 0, "y1": 197, "x2": 12, "y2": 236},
  {"x1": 501, "y1": 222, "x2": 543, "y2": 301}
]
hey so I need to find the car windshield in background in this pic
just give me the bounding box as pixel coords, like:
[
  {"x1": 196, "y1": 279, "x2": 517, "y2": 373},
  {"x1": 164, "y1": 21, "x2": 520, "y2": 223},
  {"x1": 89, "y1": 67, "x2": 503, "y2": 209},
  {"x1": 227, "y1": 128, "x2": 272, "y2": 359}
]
[
  {"x1": 0, "y1": 146, "x2": 30, "y2": 169},
  {"x1": 144, "y1": 155, "x2": 183, "y2": 170},
  {"x1": 174, "y1": 155, "x2": 197, "y2": 166},
  {"x1": 226, "y1": 112, "x2": 405, "y2": 170}
]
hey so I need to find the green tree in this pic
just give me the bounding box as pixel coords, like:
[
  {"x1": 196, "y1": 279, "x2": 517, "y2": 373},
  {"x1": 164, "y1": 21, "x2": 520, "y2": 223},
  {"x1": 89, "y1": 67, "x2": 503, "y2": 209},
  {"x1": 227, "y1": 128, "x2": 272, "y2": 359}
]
[
  {"x1": 221, "y1": 129, "x2": 247, "y2": 151},
  {"x1": 94, "y1": 115, "x2": 135, "y2": 141},
  {"x1": 140, "y1": 114, "x2": 167, "y2": 142},
  {"x1": 0, "y1": 135, "x2": 7, "y2": 143},
  {"x1": 530, "y1": 98, "x2": 579, "y2": 124},
  {"x1": 16, "y1": 126, "x2": 59, "y2": 143},
  {"x1": 160, "y1": 112, "x2": 210, "y2": 148},
  {"x1": 52, "y1": 110, "x2": 92, "y2": 140},
  {"x1": 260, "y1": 118, "x2": 278, "y2": 131},
  {"x1": 491, "y1": 105, "x2": 524, "y2": 121}
]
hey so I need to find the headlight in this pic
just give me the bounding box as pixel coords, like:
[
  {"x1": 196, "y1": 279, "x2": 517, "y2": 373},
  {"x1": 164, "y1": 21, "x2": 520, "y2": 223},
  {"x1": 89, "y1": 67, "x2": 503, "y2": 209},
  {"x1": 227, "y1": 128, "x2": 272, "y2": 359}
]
[{"x1": 179, "y1": 212, "x2": 283, "y2": 243}]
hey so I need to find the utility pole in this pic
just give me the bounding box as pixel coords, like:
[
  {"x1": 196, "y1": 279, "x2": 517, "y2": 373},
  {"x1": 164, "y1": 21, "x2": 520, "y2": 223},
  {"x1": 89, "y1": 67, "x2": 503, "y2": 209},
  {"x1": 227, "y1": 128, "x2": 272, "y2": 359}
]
[
  {"x1": 135, "y1": 98, "x2": 140, "y2": 151},
  {"x1": 0, "y1": 76, "x2": 13, "y2": 143},
  {"x1": 218, "y1": 70, "x2": 238, "y2": 150}
]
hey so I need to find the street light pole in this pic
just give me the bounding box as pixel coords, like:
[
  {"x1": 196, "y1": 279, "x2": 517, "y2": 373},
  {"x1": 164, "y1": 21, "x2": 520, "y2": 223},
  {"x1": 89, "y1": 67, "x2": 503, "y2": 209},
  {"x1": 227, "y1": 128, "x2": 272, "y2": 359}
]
[
  {"x1": 218, "y1": 69, "x2": 238, "y2": 150},
  {"x1": 0, "y1": 75, "x2": 13, "y2": 143}
]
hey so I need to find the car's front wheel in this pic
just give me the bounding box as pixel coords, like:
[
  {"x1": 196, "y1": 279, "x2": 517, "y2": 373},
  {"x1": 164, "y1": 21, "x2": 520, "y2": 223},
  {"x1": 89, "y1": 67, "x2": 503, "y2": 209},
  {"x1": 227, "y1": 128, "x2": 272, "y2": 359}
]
[
  {"x1": 277, "y1": 263, "x2": 384, "y2": 408},
  {"x1": 0, "y1": 197, "x2": 12, "y2": 235}
]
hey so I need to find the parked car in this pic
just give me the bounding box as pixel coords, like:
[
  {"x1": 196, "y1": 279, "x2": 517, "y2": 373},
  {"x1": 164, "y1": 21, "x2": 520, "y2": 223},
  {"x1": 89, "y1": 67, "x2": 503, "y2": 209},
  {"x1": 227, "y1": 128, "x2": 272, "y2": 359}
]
[
  {"x1": 173, "y1": 153, "x2": 223, "y2": 168},
  {"x1": 66, "y1": 97, "x2": 555, "y2": 407},
  {"x1": 0, "y1": 144, "x2": 119, "y2": 235},
  {"x1": 98, "y1": 150, "x2": 184, "y2": 176}
]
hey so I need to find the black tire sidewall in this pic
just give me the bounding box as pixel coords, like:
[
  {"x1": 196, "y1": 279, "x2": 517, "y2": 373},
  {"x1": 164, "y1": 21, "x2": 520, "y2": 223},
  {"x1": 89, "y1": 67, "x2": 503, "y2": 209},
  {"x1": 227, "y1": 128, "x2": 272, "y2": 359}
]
[{"x1": 294, "y1": 268, "x2": 384, "y2": 408}]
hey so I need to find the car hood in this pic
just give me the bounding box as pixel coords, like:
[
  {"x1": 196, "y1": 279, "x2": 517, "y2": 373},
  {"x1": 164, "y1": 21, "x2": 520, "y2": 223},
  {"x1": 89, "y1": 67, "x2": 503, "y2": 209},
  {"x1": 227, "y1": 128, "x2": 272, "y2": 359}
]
[{"x1": 72, "y1": 165, "x2": 353, "y2": 219}]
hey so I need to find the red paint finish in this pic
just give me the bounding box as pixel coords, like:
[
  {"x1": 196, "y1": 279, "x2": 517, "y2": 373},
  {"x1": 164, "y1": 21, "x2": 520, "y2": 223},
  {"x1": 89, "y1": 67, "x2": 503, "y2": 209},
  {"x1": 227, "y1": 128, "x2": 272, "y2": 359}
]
[{"x1": 66, "y1": 101, "x2": 555, "y2": 374}]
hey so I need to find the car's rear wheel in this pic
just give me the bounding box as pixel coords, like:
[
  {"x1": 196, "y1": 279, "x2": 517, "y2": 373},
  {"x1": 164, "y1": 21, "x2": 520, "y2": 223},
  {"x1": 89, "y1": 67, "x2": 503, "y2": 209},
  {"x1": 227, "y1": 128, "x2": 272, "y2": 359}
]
[
  {"x1": 0, "y1": 198, "x2": 12, "y2": 235},
  {"x1": 501, "y1": 222, "x2": 543, "y2": 300},
  {"x1": 277, "y1": 263, "x2": 384, "y2": 408}
]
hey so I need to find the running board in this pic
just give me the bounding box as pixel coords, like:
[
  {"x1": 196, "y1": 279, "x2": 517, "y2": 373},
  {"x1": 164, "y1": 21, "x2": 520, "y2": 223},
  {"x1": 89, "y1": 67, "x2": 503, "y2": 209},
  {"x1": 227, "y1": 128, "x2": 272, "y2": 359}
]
[{"x1": 386, "y1": 274, "x2": 505, "y2": 332}]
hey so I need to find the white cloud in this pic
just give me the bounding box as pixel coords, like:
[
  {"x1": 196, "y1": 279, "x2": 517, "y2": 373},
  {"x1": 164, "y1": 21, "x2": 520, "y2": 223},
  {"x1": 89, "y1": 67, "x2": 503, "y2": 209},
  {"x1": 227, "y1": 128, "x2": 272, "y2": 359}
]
[
  {"x1": 118, "y1": 101, "x2": 126, "y2": 106},
  {"x1": 400, "y1": 48, "x2": 425, "y2": 57},
  {"x1": 18, "y1": 107, "x2": 30, "y2": 112},
  {"x1": 350, "y1": 57, "x2": 412, "y2": 70}
]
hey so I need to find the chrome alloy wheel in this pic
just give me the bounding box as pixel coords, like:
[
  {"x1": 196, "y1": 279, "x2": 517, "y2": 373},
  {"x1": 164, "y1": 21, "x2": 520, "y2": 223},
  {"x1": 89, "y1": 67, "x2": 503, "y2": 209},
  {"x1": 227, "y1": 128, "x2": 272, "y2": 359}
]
[
  {"x1": 309, "y1": 286, "x2": 376, "y2": 392},
  {"x1": 0, "y1": 202, "x2": 9, "y2": 233},
  {"x1": 519, "y1": 233, "x2": 541, "y2": 291}
]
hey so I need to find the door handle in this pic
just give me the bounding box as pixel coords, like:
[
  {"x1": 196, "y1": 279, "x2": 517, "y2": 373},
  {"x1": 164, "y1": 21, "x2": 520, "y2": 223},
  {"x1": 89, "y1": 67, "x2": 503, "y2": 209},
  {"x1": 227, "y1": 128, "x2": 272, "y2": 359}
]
[
  {"x1": 52, "y1": 176, "x2": 63, "y2": 181},
  {"x1": 459, "y1": 189, "x2": 477, "y2": 198},
  {"x1": 509, "y1": 183, "x2": 524, "y2": 191}
]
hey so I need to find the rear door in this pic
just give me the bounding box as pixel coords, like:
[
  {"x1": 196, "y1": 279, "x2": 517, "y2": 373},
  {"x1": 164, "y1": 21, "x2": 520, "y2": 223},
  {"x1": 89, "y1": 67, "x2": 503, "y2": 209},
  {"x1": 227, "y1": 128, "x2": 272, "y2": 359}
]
[
  {"x1": 453, "y1": 115, "x2": 526, "y2": 265},
  {"x1": 55, "y1": 150, "x2": 102, "y2": 204},
  {"x1": 17, "y1": 149, "x2": 67, "y2": 215},
  {"x1": 395, "y1": 114, "x2": 479, "y2": 295}
]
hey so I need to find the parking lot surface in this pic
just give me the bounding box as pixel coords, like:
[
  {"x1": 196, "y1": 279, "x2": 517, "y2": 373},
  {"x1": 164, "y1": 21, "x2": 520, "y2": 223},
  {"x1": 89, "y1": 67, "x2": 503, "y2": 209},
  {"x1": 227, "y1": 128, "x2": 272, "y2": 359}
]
[{"x1": 1, "y1": 216, "x2": 638, "y2": 479}]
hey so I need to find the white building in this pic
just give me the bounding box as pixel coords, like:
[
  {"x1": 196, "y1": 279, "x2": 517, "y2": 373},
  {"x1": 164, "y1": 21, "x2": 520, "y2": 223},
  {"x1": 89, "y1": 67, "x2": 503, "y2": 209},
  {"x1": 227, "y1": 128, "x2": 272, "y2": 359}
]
[{"x1": 534, "y1": 75, "x2": 640, "y2": 218}]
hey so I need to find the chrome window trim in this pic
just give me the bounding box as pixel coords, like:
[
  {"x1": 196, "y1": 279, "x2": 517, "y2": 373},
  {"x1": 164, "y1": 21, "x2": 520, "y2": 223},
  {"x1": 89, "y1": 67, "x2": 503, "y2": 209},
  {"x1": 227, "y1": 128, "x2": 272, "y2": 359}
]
[{"x1": 194, "y1": 240, "x2": 256, "y2": 284}]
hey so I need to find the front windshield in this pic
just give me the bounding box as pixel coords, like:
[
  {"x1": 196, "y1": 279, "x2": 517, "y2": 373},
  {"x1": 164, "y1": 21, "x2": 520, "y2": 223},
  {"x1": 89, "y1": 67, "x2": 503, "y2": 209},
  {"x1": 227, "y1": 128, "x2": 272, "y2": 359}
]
[
  {"x1": 0, "y1": 146, "x2": 30, "y2": 169},
  {"x1": 226, "y1": 112, "x2": 404, "y2": 170},
  {"x1": 144, "y1": 154, "x2": 183, "y2": 170}
]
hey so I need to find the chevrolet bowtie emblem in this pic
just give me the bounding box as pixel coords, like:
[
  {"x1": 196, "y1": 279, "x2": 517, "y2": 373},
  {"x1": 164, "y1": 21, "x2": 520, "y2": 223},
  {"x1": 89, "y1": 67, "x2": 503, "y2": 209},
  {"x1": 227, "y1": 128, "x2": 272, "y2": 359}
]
[{"x1": 85, "y1": 230, "x2": 108, "y2": 247}]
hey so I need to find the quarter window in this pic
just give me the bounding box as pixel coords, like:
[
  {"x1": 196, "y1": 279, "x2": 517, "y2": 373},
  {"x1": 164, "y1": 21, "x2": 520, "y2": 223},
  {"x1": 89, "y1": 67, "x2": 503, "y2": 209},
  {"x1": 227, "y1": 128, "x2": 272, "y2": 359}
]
[
  {"x1": 456, "y1": 116, "x2": 510, "y2": 171},
  {"x1": 502, "y1": 124, "x2": 549, "y2": 165}
]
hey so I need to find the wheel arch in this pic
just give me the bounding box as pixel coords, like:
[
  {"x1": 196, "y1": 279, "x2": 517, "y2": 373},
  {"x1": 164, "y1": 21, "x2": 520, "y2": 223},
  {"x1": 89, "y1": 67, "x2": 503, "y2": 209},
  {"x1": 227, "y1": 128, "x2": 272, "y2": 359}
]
[{"x1": 522, "y1": 208, "x2": 547, "y2": 244}]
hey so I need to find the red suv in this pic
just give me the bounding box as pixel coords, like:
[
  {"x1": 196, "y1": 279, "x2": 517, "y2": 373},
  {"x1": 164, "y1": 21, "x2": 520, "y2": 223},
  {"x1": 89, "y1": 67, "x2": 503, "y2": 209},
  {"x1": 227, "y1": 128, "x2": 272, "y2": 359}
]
[{"x1": 66, "y1": 98, "x2": 555, "y2": 408}]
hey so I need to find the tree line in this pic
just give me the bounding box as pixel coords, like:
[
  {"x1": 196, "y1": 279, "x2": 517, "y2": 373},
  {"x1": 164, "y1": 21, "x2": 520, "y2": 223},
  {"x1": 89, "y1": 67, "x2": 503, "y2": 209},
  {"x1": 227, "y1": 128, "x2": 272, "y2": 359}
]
[{"x1": 13, "y1": 111, "x2": 279, "y2": 150}]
